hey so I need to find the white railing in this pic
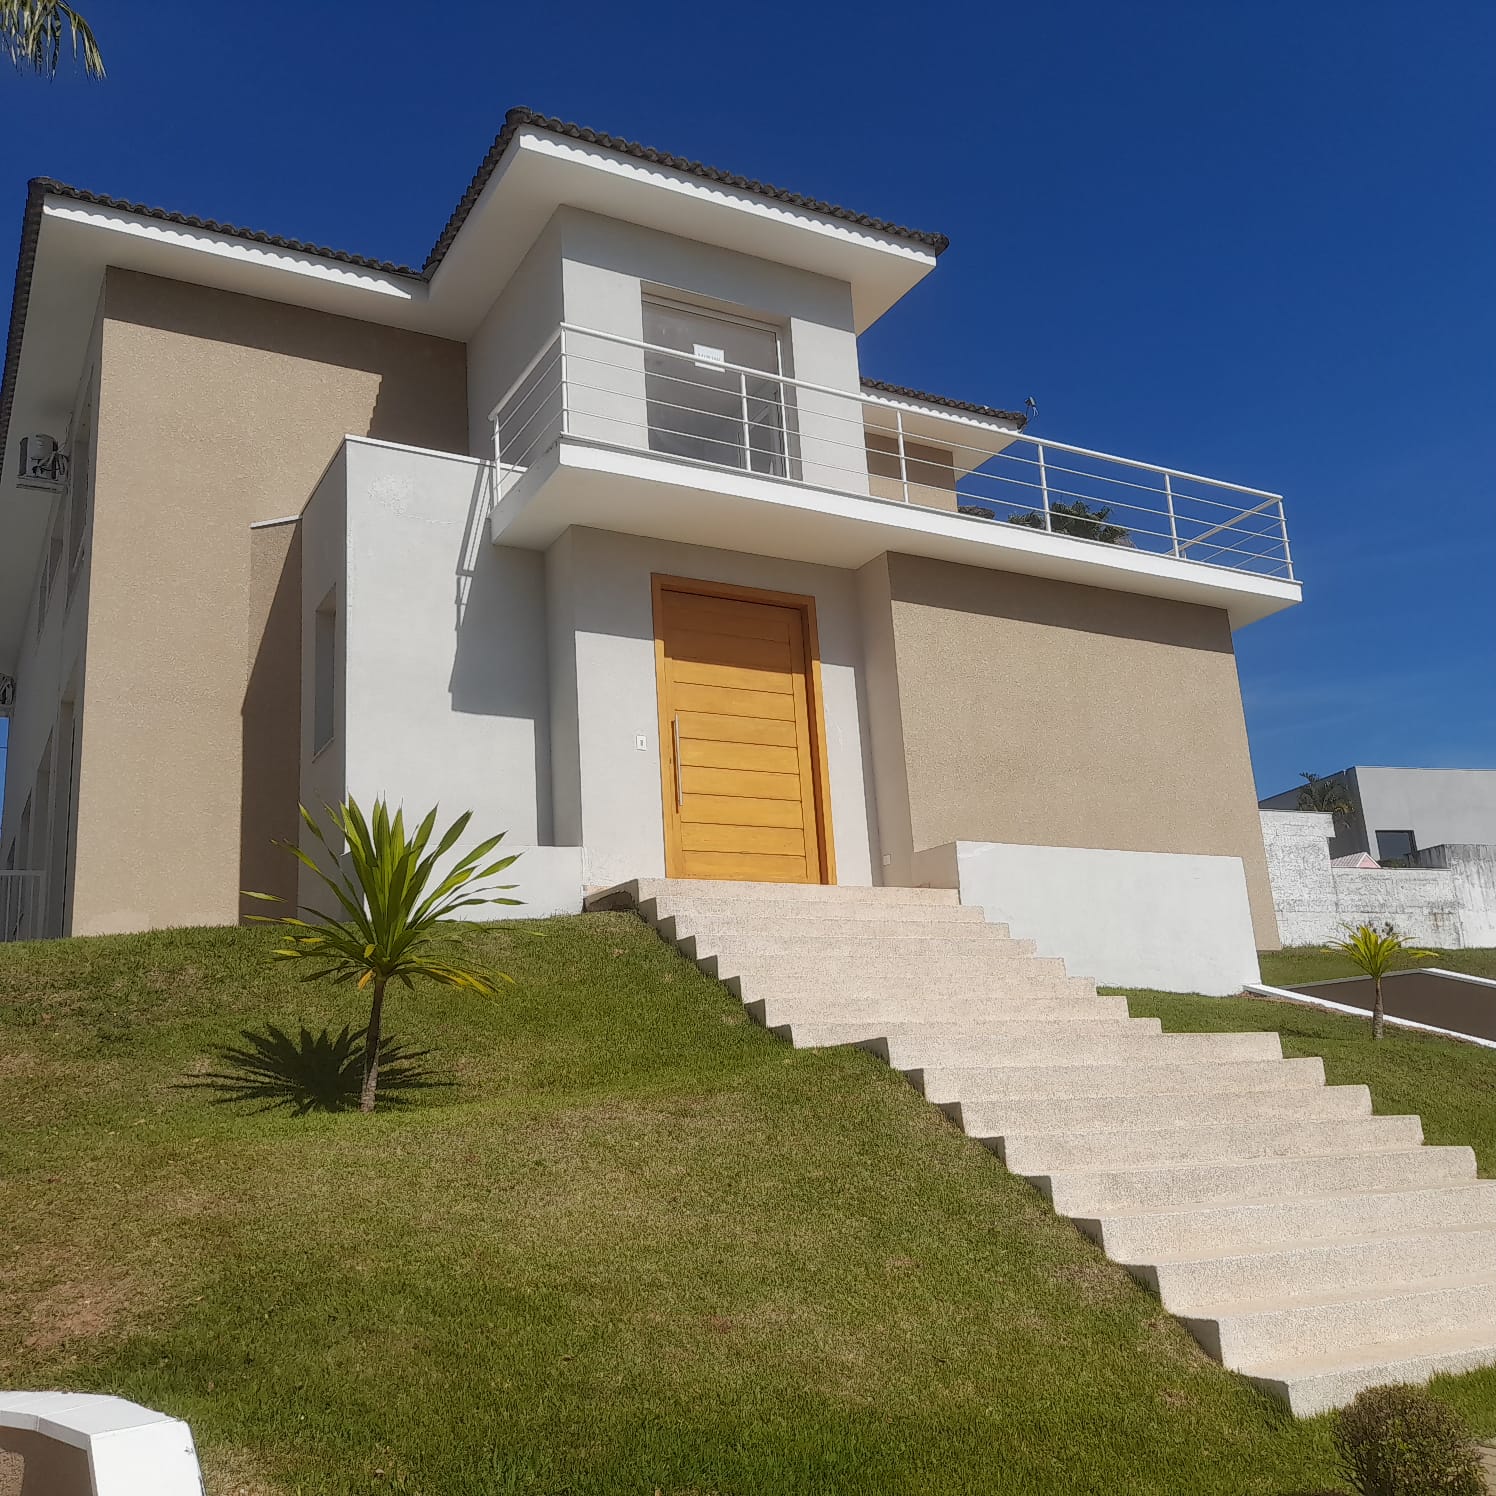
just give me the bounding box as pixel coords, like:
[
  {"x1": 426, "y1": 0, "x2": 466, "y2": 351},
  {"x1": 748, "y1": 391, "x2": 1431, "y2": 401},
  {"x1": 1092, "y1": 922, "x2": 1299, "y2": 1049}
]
[
  {"x1": 0, "y1": 870, "x2": 45, "y2": 942},
  {"x1": 489, "y1": 324, "x2": 1294, "y2": 582}
]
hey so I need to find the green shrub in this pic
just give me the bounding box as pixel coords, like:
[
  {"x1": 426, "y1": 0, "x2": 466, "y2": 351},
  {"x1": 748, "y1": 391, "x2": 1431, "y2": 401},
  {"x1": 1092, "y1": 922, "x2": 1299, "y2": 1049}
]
[{"x1": 1331, "y1": 1384, "x2": 1484, "y2": 1495}]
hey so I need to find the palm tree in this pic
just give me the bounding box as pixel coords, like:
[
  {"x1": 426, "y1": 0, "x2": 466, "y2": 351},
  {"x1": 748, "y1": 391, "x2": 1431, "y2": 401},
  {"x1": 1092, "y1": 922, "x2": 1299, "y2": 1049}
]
[
  {"x1": 1322, "y1": 923, "x2": 1438, "y2": 1039},
  {"x1": 1008, "y1": 499, "x2": 1130, "y2": 544},
  {"x1": 2, "y1": 1, "x2": 104, "y2": 77},
  {"x1": 1296, "y1": 770, "x2": 1354, "y2": 820},
  {"x1": 248, "y1": 798, "x2": 520, "y2": 1112}
]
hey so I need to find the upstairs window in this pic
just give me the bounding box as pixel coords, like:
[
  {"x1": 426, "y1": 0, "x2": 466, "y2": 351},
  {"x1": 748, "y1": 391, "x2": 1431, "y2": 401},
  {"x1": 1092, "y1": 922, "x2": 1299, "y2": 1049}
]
[
  {"x1": 641, "y1": 298, "x2": 788, "y2": 477},
  {"x1": 1376, "y1": 829, "x2": 1418, "y2": 865}
]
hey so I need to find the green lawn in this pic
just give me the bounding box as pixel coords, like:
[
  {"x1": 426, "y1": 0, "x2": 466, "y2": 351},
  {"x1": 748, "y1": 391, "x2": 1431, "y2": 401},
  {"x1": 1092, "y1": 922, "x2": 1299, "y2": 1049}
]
[
  {"x1": 7, "y1": 925, "x2": 1493, "y2": 1495},
  {"x1": 1260, "y1": 944, "x2": 1496, "y2": 987}
]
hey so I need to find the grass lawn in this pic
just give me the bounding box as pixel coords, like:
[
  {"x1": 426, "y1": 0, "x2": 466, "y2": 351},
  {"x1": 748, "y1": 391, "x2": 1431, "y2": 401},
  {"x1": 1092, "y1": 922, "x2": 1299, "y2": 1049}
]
[
  {"x1": 0, "y1": 915, "x2": 1359, "y2": 1495},
  {"x1": 1260, "y1": 944, "x2": 1496, "y2": 987}
]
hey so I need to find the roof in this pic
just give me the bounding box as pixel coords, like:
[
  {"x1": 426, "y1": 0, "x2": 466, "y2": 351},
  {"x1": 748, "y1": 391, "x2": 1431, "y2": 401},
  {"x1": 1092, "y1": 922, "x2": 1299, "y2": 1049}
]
[
  {"x1": 860, "y1": 377, "x2": 1028, "y2": 428},
  {"x1": 1, "y1": 107, "x2": 956, "y2": 469},
  {"x1": 423, "y1": 108, "x2": 950, "y2": 273}
]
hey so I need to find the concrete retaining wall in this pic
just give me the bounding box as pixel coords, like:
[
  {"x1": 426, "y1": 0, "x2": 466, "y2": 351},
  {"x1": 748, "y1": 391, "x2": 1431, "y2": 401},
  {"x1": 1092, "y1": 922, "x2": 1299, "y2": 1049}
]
[
  {"x1": 914, "y1": 840, "x2": 1261, "y2": 996},
  {"x1": 1260, "y1": 811, "x2": 1495, "y2": 947}
]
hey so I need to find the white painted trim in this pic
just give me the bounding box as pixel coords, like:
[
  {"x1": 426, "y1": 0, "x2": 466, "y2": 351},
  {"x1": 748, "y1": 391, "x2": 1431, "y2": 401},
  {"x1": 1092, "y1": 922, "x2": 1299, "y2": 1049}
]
[
  {"x1": 1243, "y1": 981, "x2": 1496, "y2": 1050},
  {"x1": 248, "y1": 515, "x2": 303, "y2": 530},
  {"x1": 493, "y1": 436, "x2": 1301, "y2": 627},
  {"x1": 344, "y1": 433, "x2": 492, "y2": 466},
  {"x1": 44, "y1": 198, "x2": 421, "y2": 301},
  {"x1": 516, "y1": 129, "x2": 941, "y2": 266},
  {"x1": 1425, "y1": 967, "x2": 1496, "y2": 990}
]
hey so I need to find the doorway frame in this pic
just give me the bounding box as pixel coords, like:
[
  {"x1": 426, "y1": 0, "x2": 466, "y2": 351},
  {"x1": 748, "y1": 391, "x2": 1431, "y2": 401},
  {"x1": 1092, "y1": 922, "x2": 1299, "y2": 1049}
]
[{"x1": 650, "y1": 573, "x2": 837, "y2": 885}]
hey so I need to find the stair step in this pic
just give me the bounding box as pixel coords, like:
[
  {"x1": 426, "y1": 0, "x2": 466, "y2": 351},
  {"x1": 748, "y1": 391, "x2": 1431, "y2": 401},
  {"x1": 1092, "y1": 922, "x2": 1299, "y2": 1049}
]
[
  {"x1": 785, "y1": 1016, "x2": 1160, "y2": 1060},
  {"x1": 989, "y1": 1115, "x2": 1423, "y2": 1174},
  {"x1": 643, "y1": 897, "x2": 989, "y2": 926},
  {"x1": 1037, "y1": 1145, "x2": 1476, "y2": 1216},
  {"x1": 908, "y1": 1056, "x2": 1326, "y2": 1105},
  {"x1": 949, "y1": 1082, "x2": 1369, "y2": 1135},
  {"x1": 681, "y1": 932, "x2": 1039, "y2": 962},
  {"x1": 746, "y1": 994, "x2": 1133, "y2": 1029},
  {"x1": 704, "y1": 952, "x2": 1068, "y2": 984},
  {"x1": 593, "y1": 878, "x2": 961, "y2": 909},
  {"x1": 1239, "y1": 1322, "x2": 1496, "y2": 1418},
  {"x1": 660, "y1": 916, "x2": 1004, "y2": 944},
  {"x1": 1078, "y1": 1180, "x2": 1496, "y2": 1261},
  {"x1": 722, "y1": 971, "x2": 1096, "y2": 1005},
  {"x1": 1181, "y1": 1269, "x2": 1496, "y2": 1368},
  {"x1": 1135, "y1": 1222, "x2": 1496, "y2": 1310},
  {"x1": 858, "y1": 1027, "x2": 1280, "y2": 1071}
]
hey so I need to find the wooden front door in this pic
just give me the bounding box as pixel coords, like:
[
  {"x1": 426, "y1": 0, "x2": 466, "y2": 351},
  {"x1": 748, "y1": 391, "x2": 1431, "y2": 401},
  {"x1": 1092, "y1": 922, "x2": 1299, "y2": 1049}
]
[{"x1": 653, "y1": 576, "x2": 834, "y2": 884}]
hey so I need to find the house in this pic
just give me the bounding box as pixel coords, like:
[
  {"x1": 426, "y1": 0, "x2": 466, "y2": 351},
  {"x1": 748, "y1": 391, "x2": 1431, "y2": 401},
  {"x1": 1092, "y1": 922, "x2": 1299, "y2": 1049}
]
[
  {"x1": 0, "y1": 109, "x2": 1299, "y2": 986},
  {"x1": 1260, "y1": 766, "x2": 1496, "y2": 864}
]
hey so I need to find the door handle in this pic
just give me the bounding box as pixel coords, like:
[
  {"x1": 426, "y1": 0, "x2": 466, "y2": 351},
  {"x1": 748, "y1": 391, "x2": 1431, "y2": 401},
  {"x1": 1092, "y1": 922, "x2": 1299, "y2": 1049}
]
[{"x1": 673, "y1": 714, "x2": 684, "y2": 809}]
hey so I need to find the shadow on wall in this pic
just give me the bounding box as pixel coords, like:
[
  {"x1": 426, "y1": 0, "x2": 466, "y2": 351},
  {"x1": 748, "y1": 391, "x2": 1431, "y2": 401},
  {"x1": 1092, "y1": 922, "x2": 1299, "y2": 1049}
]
[
  {"x1": 449, "y1": 464, "x2": 554, "y2": 843},
  {"x1": 892, "y1": 557, "x2": 1236, "y2": 655},
  {"x1": 240, "y1": 522, "x2": 303, "y2": 919},
  {"x1": 108, "y1": 271, "x2": 470, "y2": 456}
]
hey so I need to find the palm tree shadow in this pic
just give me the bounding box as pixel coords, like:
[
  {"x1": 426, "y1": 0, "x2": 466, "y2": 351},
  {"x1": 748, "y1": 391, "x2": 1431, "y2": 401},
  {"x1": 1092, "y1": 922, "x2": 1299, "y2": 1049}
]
[{"x1": 184, "y1": 1024, "x2": 453, "y2": 1115}]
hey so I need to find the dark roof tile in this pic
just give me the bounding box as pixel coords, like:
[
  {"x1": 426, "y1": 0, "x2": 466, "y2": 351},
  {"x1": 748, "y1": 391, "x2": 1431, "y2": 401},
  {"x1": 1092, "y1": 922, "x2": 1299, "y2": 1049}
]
[
  {"x1": 423, "y1": 107, "x2": 949, "y2": 273},
  {"x1": 860, "y1": 377, "x2": 1027, "y2": 427}
]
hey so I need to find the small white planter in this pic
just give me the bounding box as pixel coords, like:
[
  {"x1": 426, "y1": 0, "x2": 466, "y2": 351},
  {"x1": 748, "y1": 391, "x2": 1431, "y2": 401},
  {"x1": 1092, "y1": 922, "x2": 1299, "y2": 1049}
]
[{"x1": 0, "y1": 1392, "x2": 203, "y2": 1495}]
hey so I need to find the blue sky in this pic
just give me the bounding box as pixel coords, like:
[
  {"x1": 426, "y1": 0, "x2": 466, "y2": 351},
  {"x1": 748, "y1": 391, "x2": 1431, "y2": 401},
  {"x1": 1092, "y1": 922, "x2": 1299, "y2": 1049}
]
[{"x1": 2, "y1": 0, "x2": 1492, "y2": 804}]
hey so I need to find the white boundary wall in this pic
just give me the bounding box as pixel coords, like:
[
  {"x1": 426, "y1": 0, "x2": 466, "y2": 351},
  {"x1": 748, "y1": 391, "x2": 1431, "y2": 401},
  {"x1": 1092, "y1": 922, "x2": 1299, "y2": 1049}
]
[
  {"x1": 913, "y1": 841, "x2": 1260, "y2": 996},
  {"x1": 1260, "y1": 811, "x2": 1495, "y2": 947}
]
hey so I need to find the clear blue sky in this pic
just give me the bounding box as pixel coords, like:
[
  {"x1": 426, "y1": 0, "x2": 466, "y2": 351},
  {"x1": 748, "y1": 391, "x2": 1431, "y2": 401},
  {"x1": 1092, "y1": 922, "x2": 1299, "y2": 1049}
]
[{"x1": 2, "y1": 0, "x2": 1492, "y2": 806}]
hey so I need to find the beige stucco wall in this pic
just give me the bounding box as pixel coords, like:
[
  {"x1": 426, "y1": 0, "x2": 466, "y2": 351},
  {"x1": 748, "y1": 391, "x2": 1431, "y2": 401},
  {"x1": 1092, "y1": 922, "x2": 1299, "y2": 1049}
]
[
  {"x1": 879, "y1": 553, "x2": 1280, "y2": 949},
  {"x1": 70, "y1": 269, "x2": 467, "y2": 934}
]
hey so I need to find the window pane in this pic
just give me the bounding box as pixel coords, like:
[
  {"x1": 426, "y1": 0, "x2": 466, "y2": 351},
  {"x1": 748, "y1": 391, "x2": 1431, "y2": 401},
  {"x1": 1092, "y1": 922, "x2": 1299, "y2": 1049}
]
[{"x1": 641, "y1": 302, "x2": 786, "y2": 476}]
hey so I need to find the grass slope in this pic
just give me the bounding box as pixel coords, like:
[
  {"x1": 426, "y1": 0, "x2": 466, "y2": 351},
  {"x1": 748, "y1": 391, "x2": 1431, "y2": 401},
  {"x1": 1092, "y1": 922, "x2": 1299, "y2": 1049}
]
[
  {"x1": 0, "y1": 915, "x2": 1386, "y2": 1496},
  {"x1": 1260, "y1": 945, "x2": 1496, "y2": 987}
]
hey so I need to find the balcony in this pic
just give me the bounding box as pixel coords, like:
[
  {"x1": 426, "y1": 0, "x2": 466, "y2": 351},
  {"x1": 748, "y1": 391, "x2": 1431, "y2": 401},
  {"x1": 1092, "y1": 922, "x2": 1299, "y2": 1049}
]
[{"x1": 488, "y1": 325, "x2": 1300, "y2": 626}]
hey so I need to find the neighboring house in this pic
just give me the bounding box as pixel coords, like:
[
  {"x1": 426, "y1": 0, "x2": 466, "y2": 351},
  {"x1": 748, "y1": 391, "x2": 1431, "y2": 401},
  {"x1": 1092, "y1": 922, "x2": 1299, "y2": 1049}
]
[
  {"x1": 1260, "y1": 766, "x2": 1496, "y2": 864},
  {"x1": 0, "y1": 108, "x2": 1299, "y2": 977}
]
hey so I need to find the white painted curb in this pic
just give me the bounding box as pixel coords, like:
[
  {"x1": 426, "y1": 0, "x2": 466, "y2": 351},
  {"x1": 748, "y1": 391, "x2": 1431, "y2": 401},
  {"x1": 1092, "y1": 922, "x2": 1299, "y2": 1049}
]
[
  {"x1": 1243, "y1": 982, "x2": 1496, "y2": 1051},
  {"x1": 0, "y1": 1391, "x2": 204, "y2": 1494}
]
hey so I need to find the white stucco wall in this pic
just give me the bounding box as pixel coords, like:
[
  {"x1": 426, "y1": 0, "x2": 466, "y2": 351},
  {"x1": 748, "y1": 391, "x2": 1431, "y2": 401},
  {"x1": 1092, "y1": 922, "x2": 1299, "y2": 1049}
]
[
  {"x1": 1418, "y1": 845, "x2": 1496, "y2": 947},
  {"x1": 0, "y1": 314, "x2": 99, "y2": 938},
  {"x1": 1353, "y1": 766, "x2": 1496, "y2": 856},
  {"x1": 549, "y1": 526, "x2": 880, "y2": 888},
  {"x1": 466, "y1": 219, "x2": 565, "y2": 459},
  {"x1": 553, "y1": 209, "x2": 868, "y2": 491},
  {"x1": 914, "y1": 840, "x2": 1261, "y2": 996},
  {"x1": 1259, "y1": 810, "x2": 1475, "y2": 947},
  {"x1": 298, "y1": 437, "x2": 582, "y2": 920}
]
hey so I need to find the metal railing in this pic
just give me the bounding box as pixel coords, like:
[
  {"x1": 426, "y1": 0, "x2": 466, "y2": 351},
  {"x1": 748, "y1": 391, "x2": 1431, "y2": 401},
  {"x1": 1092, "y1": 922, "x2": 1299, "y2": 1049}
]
[
  {"x1": 0, "y1": 870, "x2": 45, "y2": 942},
  {"x1": 489, "y1": 324, "x2": 1294, "y2": 582}
]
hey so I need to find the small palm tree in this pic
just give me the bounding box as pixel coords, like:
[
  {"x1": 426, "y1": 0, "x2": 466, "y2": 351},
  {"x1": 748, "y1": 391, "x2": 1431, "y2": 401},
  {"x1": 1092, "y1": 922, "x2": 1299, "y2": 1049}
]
[
  {"x1": 1009, "y1": 499, "x2": 1130, "y2": 544},
  {"x1": 1323, "y1": 923, "x2": 1438, "y2": 1039},
  {"x1": 1296, "y1": 770, "x2": 1354, "y2": 822},
  {"x1": 2, "y1": 2, "x2": 104, "y2": 77},
  {"x1": 249, "y1": 798, "x2": 519, "y2": 1112}
]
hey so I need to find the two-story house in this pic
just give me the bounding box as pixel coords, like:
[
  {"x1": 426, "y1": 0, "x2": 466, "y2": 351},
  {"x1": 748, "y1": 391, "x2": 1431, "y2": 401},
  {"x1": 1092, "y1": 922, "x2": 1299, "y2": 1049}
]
[{"x1": 0, "y1": 108, "x2": 1299, "y2": 989}]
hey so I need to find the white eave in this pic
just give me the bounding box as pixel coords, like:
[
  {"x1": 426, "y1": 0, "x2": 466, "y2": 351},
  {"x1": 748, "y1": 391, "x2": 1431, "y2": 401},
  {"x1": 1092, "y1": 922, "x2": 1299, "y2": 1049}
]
[{"x1": 491, "y1": 438, "x2": 1302, "y2": 630}]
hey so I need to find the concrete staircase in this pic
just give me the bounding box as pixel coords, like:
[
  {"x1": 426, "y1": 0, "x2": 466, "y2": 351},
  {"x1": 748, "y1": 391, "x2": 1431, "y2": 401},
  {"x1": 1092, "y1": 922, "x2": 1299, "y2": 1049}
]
[{"x1": 588, "y1": 877, "x2": 1496, "y2": 1416}]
